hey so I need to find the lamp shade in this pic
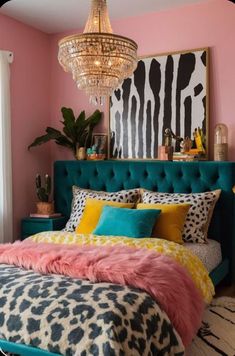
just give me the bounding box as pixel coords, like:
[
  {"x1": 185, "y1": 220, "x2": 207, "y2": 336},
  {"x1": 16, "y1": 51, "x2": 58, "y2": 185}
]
[{"x1": 214, "y1": 123, "x2": 228, "y2": 161}]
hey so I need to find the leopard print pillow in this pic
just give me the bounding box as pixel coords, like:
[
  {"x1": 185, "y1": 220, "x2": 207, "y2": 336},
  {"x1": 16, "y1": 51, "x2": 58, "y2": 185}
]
[
  {"x1": 64, "y1": 186, "x2": 140, "y2": 232},
  {"x1": 141, "y1": 189, "x2": 221, "y2": 243}
]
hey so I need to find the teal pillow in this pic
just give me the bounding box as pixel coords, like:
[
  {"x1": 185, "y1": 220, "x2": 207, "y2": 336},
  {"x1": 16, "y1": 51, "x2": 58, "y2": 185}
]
[{"x1": 93, "y1": 206, "x2": 161, "y2": 238}]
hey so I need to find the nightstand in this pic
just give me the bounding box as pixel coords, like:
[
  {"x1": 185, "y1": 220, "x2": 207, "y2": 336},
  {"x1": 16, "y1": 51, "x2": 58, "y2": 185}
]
[{"x1": 21, "y1": 217, "x2": 67, "y2": 240}]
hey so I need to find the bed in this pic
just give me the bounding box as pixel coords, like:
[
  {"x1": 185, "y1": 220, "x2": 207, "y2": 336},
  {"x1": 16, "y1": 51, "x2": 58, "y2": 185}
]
[{"x1": 0, "y1": 160, "x2": 234, "y2": 356}]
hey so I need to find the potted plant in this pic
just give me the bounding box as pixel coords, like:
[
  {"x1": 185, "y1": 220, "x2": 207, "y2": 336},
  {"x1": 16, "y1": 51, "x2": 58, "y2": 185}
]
[
  {"x1": 28, "y1": 107, "x2": 102, "y2": 159},
  {"x1": 35, "y1": 174, "x2": 54, "y2": 214}
]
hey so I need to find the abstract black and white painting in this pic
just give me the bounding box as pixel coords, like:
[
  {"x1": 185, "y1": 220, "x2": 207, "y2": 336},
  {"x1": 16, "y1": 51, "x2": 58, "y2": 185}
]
[{"x1": 109, "y1": 48, "x2": 208, "y2": 159}]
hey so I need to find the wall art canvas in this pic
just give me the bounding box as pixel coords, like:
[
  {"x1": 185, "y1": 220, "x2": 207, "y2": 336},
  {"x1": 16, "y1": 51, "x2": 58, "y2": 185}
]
[{"x1": 109, "y1": 48, "x2": 208, "y2": 159}]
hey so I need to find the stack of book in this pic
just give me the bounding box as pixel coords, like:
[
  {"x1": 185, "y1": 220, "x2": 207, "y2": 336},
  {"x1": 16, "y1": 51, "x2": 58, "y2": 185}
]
[
  {"x1": 173, "y1": 152, "x2": 199, "y2": 161},
  {"x1": 30, "y1": 213, "x2": 62, "y2": 218}
]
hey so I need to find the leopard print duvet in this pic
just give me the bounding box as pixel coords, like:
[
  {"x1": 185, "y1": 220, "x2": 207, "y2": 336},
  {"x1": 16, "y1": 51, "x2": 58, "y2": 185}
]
[{"x1": 0, "y1": 264, "x2": 184, "y2": 356}]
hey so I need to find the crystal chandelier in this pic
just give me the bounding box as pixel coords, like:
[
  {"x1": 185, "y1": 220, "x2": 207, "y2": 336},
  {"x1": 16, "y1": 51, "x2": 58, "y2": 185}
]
[{"x1": 58, "y1": 0, "x2": 138, "y2": 105}]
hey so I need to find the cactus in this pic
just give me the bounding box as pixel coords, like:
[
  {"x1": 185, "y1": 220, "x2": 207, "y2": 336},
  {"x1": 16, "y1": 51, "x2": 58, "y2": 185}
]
[{"x1": 36, "y1": 174, "x2": 51, "y2": 202}]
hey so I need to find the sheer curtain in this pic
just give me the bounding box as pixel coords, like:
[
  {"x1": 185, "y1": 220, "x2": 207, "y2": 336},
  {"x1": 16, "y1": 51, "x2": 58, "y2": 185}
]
[{"x1": 0, "y1": 50, "x2": 13, "y2": 243}]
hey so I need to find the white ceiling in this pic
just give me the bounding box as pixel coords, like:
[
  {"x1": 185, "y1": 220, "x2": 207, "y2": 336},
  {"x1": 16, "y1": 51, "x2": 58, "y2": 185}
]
[{"x1": 0, "y1": 0, "x2": 208, "y2": 34}]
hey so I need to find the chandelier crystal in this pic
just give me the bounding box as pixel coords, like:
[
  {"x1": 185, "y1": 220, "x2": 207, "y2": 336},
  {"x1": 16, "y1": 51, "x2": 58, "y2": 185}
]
[{"x1": 58, "y1": 0, "x2": 138, "y2": 105}]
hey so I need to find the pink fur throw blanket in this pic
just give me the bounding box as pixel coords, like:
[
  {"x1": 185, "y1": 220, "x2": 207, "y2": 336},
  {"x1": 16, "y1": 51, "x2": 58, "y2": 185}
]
[{"x1": 0, "y1": 240, "x2": 204, "y2": 346}]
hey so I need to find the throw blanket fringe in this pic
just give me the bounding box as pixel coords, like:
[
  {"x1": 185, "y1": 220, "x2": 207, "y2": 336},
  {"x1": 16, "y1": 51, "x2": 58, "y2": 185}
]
[{"x1": 0, "y1": 241, "x2": 204, "y2": 346}]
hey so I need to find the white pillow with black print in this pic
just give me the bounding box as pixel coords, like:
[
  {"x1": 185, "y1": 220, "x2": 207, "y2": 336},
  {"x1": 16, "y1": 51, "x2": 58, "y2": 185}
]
[
  {"x1": 64, "y1": 186, "x2": 140, "y2": 232},
  {"x1": 141, "y1": 189, "x2": 221, "y2": 243}
]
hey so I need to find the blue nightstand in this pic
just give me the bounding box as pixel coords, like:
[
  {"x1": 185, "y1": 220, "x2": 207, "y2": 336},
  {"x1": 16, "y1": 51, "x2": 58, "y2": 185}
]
[{"x1": 21, "y1": 217, "x2": 67, "y2": 240}]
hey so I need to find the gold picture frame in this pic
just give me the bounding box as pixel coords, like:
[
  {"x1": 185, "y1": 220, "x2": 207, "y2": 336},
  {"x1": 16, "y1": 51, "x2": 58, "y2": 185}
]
[{"x1": 109, "y1": 47, "x2": 209, "y2": 160}]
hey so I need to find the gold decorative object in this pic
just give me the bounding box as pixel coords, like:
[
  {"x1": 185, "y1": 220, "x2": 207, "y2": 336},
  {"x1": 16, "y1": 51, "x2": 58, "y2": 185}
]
[
  {"x1": 58, "y1": 0, "x2": 138, "y2": 106},
  {"x1": 180, "y1": 137, "x2": 192, "y2": 153},
  {"x1": 193, "y1": 127, "x2": 205, "y2": 154},
  {"x1": 76, "y1": 147, "x2": 87, "y2": 160}
]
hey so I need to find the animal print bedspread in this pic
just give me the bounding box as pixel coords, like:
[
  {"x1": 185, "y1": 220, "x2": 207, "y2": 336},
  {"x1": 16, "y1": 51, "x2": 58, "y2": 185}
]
[{"x1": 0, "y1": 264, "x2": 185, "y2": 356}]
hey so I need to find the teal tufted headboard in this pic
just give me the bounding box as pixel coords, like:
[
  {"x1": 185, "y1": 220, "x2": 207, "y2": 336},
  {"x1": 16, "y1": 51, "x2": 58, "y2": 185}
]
[{"x1": 54, "y1": 160, "x2": 235, "y2": 283}]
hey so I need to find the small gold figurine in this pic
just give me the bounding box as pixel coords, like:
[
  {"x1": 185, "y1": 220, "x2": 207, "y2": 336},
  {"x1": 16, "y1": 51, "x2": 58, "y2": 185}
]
[{"x1": 180, "y1": 137, "x2": 192, "y2": 153}]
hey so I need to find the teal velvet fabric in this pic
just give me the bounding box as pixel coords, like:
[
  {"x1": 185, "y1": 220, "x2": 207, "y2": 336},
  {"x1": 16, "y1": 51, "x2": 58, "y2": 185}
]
[
  {"x1": 1, "y1": 161, "x2": 234, "y2": 356},
  {"x1": 0, "y1": 340, "x2": 60, "y2": 356},
  {"x1": 54, "y1": 160, "x2": 235, "y2": 283},
  {"x1": 93, "y1": 206, "x2": 161, "y2": 238}
]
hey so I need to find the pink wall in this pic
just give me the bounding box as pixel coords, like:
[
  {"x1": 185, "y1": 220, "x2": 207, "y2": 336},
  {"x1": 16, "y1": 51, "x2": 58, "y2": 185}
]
[
  {"x1": 1, "y1": 0, "x2": 235, "y2": 238},
  {"x1": 0, "y1": 13, "x2": 51, "y2": 238},
  {"x1": 49, "y1": 0, "x2": 235, "y2": 160}
]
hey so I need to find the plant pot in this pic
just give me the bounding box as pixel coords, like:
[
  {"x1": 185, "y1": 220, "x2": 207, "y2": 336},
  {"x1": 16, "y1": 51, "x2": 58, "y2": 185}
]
[
  {"x1": 36, "y1": 202, "x2": 54, "y2": 215},
  {"x1": 76, "y1": 147, "x2": 86, "y2": 160}
]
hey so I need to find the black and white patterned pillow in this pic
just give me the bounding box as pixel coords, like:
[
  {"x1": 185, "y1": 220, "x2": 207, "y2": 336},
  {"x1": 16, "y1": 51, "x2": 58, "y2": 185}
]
[
  {"x1": 141, "y1": 190, "x2": 220, "y2": 243},
  {"x1": 64, "y1": 186, "x2": 140, "y2": 232}
]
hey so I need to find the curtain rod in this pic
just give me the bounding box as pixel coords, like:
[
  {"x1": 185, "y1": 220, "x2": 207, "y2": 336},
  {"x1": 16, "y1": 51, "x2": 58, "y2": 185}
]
[{"x1": 0, "y1": 50, "x2": 14, "y2": 63}]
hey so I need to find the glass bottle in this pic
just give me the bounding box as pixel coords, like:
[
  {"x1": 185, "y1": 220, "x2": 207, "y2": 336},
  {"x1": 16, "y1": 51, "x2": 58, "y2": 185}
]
[{"x1": 214, "y1": 124, "x2": 228, "y2": 161}]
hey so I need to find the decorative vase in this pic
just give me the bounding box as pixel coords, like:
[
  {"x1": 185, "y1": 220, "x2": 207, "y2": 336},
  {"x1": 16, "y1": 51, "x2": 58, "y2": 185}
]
[
  {"x1": 76, "y1": 147, "x2": 86, "y2": 160},
  {"x1": 36, "y1": 202, "x2": 54, "y2": 215}
]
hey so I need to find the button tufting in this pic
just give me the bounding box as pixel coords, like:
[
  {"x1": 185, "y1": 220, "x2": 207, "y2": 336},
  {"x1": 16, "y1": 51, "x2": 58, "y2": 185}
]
[
  {"x1": 161, "y1": 172, "x2": 166, "y2": 178},
  {"x1": 144, "y1": 171, "x2": 148, "y2": 177}
]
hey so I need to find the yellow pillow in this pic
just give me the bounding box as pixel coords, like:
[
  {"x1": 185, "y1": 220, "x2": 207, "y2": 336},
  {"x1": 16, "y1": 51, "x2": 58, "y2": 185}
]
[
  {"x1": 76, "y1": 198, "x2": 135, "y2": 234},
  {"x1": 137, "y1": 203, "x2": 190, "y2": 244}
]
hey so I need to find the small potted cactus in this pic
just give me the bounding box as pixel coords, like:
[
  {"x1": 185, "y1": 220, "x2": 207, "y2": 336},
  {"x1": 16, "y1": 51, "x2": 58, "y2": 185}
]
[{"x1": 35, "y1": 174, "x2": 54, "y2": 215}]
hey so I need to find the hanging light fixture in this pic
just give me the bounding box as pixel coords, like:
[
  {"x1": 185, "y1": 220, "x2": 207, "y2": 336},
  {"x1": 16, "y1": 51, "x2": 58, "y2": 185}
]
[{"x1": 58, "y1": 0, "x2": 138, "y2": 105}]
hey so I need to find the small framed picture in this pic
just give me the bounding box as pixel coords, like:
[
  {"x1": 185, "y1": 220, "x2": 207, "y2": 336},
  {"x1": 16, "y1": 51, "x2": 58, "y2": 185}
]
[
  {"x1": 92, "y1": 134, "x2": 107, "y2": 153},
  {"x1": 88, "y1": 133, "x2": 108, "y2": 160}
]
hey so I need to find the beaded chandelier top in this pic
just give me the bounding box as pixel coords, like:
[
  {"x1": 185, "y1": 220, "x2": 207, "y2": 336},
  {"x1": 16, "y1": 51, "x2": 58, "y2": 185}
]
[{"x1": 58, "y1": 0, "x2": 138, "y2": 105}]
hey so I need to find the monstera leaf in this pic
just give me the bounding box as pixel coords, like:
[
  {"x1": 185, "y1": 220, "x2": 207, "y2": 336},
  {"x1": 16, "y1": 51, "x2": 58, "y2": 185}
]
[{"x1": 28, "y1": 107, "x2": 102, "y2": 157}]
